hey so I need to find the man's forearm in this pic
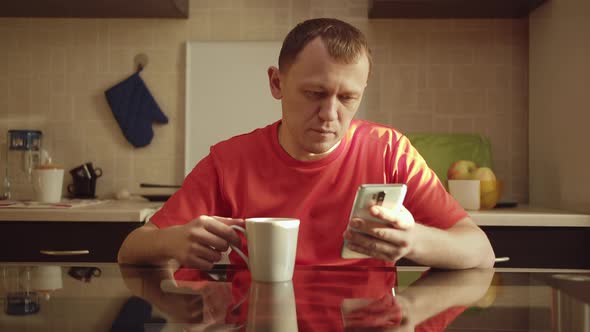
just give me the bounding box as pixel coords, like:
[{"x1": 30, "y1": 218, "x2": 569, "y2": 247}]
[
  {"x1": 405, "y1": 218, "x2": 495, "y2": 269},
  {"x1": 117, "y1": 224, "x2": 173, "y2": 266},
  {"x1": 398, "y1": 269, "x2": 494, "y2": 324}
]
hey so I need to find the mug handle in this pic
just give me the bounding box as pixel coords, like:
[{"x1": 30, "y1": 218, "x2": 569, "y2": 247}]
[
  {"x1": 94, "y1": 167, "x2": 103, "y2": 178},
  {"x1": 230, "y1": 225, "x2": 249, "y2": 267}
]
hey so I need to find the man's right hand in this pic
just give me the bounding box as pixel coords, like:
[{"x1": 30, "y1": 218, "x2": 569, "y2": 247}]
[{"x1": 161, "y1": 216, "x2": 244, "y2": 270}]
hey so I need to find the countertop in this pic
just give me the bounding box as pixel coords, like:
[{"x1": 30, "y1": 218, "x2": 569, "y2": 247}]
[
  {"x1": 0, "y1": 200, "x2": 162, "y2": 222},
  {"x1": 0, "y1": 200, "x2": 589, "y2": 227},
  {"x1": 468, "y1": 205, "x2": 590, "y2": 227}
]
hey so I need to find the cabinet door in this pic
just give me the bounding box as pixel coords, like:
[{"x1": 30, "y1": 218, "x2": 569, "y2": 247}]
[
  {"x1": 397, "y1": 226, "x2": 589, "y2": 269},
  {"x1": 483, "y1": 226, "x2": 590, "y2": 269},
  {"x1": 0, "y1": 222, "x2": 140, "y2": 262},
  {"x1": 3, "y1": 0, "x2": 189, "y2": 18}
]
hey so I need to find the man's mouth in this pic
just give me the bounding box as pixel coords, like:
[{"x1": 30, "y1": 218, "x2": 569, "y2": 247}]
[{"x1": 311, "y1": 128, "x2": 334, "y2": 134}]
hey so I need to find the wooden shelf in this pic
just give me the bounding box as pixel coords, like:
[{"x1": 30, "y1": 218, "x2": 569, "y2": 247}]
[
  {"x1": 369, "y1": 0, "x2": 547, "y2": 19},
  {"x1": 2, "y1": 0, "x2": 189, "y2": 19}
]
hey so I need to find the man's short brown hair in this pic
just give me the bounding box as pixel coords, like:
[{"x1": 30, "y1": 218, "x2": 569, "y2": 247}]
[{"x1": 278, "y1": 18, "x2": 372, "y2": 74}]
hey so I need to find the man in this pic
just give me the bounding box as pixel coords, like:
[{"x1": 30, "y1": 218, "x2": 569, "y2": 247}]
[{"x1": 118, "y1": 18, "x2": 495, "y2": 270}]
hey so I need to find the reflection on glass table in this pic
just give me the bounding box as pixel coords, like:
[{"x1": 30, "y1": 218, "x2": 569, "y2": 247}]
[{"x1": 0, "y1": 263, "x2": 588, "y2": 331}]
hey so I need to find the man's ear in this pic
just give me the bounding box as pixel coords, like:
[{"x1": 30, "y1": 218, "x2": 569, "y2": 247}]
[{"x1": 268, "y1": 66, "x2": 282, "y2": 100}]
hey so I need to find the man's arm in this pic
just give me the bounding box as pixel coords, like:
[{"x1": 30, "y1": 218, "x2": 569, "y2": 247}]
[
  {"x1": 406, "y1": 217, "x2": 495, "y2": 269},
  {"x1": 117, "y1": 223, "x2": 174, "y2": 266},
  {"x1": 343, "y1": 206, "x2": 495, "y2": 269},
  {"x1": 118, "y1": 216, "x2": 243, "y2": 269}
]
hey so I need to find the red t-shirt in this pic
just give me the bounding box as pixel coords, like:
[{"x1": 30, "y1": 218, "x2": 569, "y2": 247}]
[{"x1": 150, "y1": 119, "x2": 467, "y2": 266}]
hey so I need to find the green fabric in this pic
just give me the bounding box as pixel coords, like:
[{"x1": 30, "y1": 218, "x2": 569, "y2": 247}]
[{"x1": 406, "y1": 133, "x2": 493, "y2": 186}]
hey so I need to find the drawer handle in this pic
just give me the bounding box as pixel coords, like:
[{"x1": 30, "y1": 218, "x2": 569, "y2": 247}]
[
  {"x1": 494, "y1": 257, "x2": 510, "y2": 263},
  {"x1": 40, "y1": 250, "x2": 90, "y2": 256}
]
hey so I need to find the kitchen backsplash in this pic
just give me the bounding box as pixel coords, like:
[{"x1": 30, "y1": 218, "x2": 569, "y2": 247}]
[{"x1": 0, "y1": 0, "x2": 528, "y2": 203}]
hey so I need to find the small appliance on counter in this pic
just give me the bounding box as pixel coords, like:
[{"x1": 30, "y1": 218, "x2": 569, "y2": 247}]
[{"x1": 2, "y1": 130, "x2": 45, "y2": 201}]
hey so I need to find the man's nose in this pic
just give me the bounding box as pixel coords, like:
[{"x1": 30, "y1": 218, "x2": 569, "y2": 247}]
[{"x1": 318, "y1": 97, "x2": 338, "y2": 121}]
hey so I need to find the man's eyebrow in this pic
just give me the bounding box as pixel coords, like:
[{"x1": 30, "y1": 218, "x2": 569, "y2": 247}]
[
  {"x1": 298, "y1": 79, "x2": 364, "y2": 95},
  {"x1": 298, "y1": 81, "x2": 326, "y2": 88}
]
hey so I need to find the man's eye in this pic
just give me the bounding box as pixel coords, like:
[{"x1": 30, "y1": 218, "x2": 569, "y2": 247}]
[
  {"x1": 305, "y1": 91, "x2": 324, "y2": 99},
  {"x1": 339, "y1": 95, "x2": 356, "y2": 103}
]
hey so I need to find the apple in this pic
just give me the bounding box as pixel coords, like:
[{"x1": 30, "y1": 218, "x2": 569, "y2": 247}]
[
  {"x1": 448, "y1": 161, "x2": 500, "y2": 209},
  {"x1": 470, "y1": 166, "x2": 497, "y2": 193},
  {"x1": 447, "y1": 160, "x2": 478, "y2": 180},
  {"x1": 470, "y1": 167, "x2": 496, "y2": 182},
  {"x1": 480, "y1": 186, "x2": 501, "y2": 209}
]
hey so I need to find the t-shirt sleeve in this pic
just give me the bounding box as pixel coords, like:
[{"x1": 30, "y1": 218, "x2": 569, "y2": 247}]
[
  {"x1": 391, "y1": 135, "x2": 468, "y2": 229},
  {"x1": 149, "y1": 155, "x2": 229, "y2": 229}
]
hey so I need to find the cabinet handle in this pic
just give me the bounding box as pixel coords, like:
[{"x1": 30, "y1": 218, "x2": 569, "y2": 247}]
[
  {"x1": 494, "y1": 257, "x2": 510, "y2": 263},
  {"x1": 40, "y1": 250, "x2": 90, "y2": 256}
]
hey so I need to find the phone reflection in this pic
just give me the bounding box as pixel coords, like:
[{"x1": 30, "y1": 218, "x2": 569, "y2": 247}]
[{"x1": 119, "y1": 265, "x2": 494, "y2": 331}]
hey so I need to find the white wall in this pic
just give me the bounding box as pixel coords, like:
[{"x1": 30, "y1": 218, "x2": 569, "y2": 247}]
[{"x1": 529, "y1": 0, "x2": 590, "y2": 213}]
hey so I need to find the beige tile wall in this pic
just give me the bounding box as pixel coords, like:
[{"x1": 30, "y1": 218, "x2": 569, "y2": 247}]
[{"x1": 0, "y1": 0, "x2": 528, "y2": 203}]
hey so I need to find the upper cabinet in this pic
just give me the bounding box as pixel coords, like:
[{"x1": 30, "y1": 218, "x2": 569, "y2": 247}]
[
  {"x1": 369, "y1": 0, "x2": 547, "y2": 18},
  {"x1": 1, "y1": 0, "x2": 189, "y2": 18}
]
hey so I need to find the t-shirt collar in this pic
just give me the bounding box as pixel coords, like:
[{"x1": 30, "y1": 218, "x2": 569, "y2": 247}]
[{"x1": 270, "y1": 120, "x2": 348, "y2": 168}]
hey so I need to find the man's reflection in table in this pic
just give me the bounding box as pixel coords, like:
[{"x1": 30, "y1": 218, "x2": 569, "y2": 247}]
[{"x1": 119, "y1": 265, "x2": 493, "y2": 331}]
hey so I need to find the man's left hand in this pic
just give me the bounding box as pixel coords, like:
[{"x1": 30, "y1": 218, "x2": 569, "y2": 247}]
[{"x1": 343, "y1": 205, "x2": 416, "y2": 262}]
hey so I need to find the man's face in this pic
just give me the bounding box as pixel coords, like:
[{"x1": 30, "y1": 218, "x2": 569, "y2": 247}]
[{"x1": 269, "y1": 37, "x2": 370, "y2": 161}]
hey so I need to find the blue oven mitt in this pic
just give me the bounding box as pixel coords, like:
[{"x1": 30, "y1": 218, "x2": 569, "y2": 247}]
[{"x1": 105, "y1": 71, "x2": 168, "y2": 148}]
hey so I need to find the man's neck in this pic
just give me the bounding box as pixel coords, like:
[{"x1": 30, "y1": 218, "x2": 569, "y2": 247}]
[{"x1": 278, "y1": 123, "x2": 341, "y2": 161}]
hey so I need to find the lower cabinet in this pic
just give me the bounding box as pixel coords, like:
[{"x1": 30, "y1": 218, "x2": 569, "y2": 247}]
[
  {"x1": 2, "y1": 222, "x2": 587, "y2": 268},
  {"x1": 0, "y1": 222, "x2": 141, "y2": 262},
  {"x1": 397, "y1": 226, "x2": 589, "y2": 269},
  {"x1": 482, "y1": 226, "x2": 590, "y2": 269}
]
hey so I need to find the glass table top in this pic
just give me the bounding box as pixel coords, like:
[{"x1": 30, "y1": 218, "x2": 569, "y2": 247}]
[{"x1": 0, "y1": 263, "x2": 588, "y2": 331}]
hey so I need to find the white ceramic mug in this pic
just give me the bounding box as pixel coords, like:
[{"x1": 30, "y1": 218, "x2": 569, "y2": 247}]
[
  {"x1": 247, "y1": 280, "x2": 298, "y2": 331},
  {"x1": 231, "y1": 218, "x2": 299, "y2": 282},
  {"x1": 32, "y1": 167, "x2": 64, "y2": 203},
  {"x1": 448, "y1": 179, "x2": 480, "y2": 210}
]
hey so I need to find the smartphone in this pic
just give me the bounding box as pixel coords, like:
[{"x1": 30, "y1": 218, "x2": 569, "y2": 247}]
[{"x1": 341, "y1": 184, "x2": 407, "y2": 259}]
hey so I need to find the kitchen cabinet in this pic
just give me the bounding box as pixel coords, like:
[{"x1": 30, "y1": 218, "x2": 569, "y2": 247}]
[
  {"x1": 369, "y1": 0, "x2": 547, "y2": 18},
  {"x1": 400, "y1": 206, "x2": 590, "y2": 269},
  {"x1": 0, "y1": 222, "x2": 140, "y2": 263},
  {"x1": 483, "y1": 226, "x2": 589, "y2": 269},
  {"x1": 0, "y1": 201, "x2": 159, "y2": 263},
  {"x1": 472, "y1": 207, "x2": 590, "y2": 269},
  {"x1": 2, "y1": 202, "x2": 588, "y2": 268},
  {"x1": 1, "y1": 0, "x2": 189, "y2": 18}
]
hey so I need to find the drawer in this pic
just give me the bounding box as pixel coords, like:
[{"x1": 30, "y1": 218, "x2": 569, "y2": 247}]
[
  {"x1": 483, "y1": 226, "x2": 590, "y2": 269},
  {"x1": 0, "y1": 222, "x2": 141, "y2": 262},
  {"x1": 397, "y1": 226, "x2": 589, "y2": 269}
]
